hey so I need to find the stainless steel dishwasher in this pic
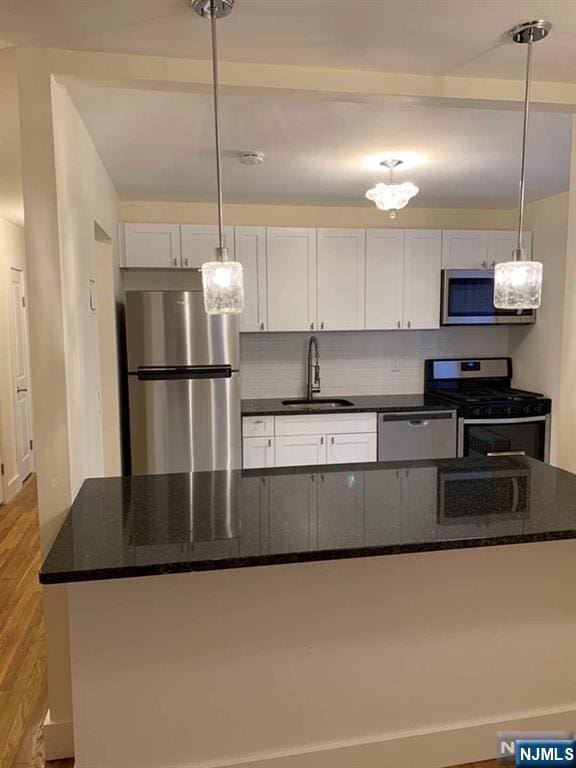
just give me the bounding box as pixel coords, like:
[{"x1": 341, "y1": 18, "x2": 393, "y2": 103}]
[{"x1": 378, "y1": 410, "x2": 457, "y2": 461}]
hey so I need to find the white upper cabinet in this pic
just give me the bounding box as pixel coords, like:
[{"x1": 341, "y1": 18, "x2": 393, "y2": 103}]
[
  {"x1": 441, "y1": 230, "x2": 489, "y2": 269},
  {"x1": 316, "y1": 228, "x2": 366, "y2": 331},
  {"x1": 266, "y1": 227, "x2": 317, "y2": 332},
  {"x1": 180, "y1": 225, "x2": 235, "y2": 268},
  {"x1": 365, "y1": 229, "x2": 405, "y2": 330},
  {"x1": 123, "y1": 223, "x2": 182, "y2": 268},
  {"x1": 235, "y1": 227, "x2": 267, "y2": 332},
  {"x1": 488, "y1": 230, "x2": 532, "y2": 265},
  {"x1": 403, "y1": 230, "x2": 442, "y2": 329}
]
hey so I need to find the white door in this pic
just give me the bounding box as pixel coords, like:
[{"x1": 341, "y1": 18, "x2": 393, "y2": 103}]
[
  {"x1": 242, "y1": 436, "x2": 275, "y2": 469},
  {"x1": 441, "y1": 230, "x2": 489, "y2": 269},
  {"x1": 9, "y1": 268, "x2": 33, "y2": 481},
  {"x1": 180, "y1": 225, "x2": 235, "y2": 268},
  {"x1": 403, "y1": 230, "x2": 442, "y2": 329},
  {"x1": 123, "y1": 223, "x2": 181, "y2": 268},
  {"x1": 266, "y1": 228, "x2": 317, "y2": 332},
  {"x1": 365, "y1": 229, "x2": 405, "y2": 330},
  {"x1": 235, "y1": 227, "x2": 267, "y2": 332},
  {"x1": 326, "y1": 433, "x2": 377, "y2": 464},
  {"x1": 316, "y1": 228, "x2": 366, "y2": 330},
  {"x1": 488, "y1": 230, "x2": 532, "y2": 266},
  {"x1": 274, "y1": 434, "x2": 326, "y2": 467}
]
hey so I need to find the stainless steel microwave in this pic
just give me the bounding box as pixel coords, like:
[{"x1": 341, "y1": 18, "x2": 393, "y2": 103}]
[{"x1": 441, "y1": 269, "x2": 536, "y2": 325}]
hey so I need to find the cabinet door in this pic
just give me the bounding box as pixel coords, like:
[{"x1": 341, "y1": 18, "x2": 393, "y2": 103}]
[
  {"x1": 266, "y1": 228, "x2": 317, "y2": 332},
  {"x1": 317, "y1": 470, "x2": 364, "y2": 549},
  {"x1": 487, "y1": 230, "x2": 532, "y2": 265},
  {"x1": 180, "y1": 225, "x2": 235, "y2": 268},
  {"x1": 235, "y1": 227, "x2": 267, "y2": 332},
  {"x1": 365, "y1": 229, "x2": 405, "y2": 330},
  {"x1": 317, "y1": 228, "x2": 366, "y2": 330},
  {"x1": 326, "y1": 433, "x2": 377, "y2": 464},
  {"x1": 275, "y1": 434, "x2": 326, "y2": 467},
  {"x1": 124, "y1": 223, "x2": 181, "y2": 268},
  {"x1": 441, "y1": 230, "x2": 489, "y2": 269},
  {"x1": 243, "y1": 436, "x2": 275, "y2": 469},
  {"x1": 403, "y1": 230, "x2": 442, "y2": 329}
]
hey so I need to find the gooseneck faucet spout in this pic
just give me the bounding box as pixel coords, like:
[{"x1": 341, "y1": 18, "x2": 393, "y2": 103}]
[{"x1": 306, "y1": 335, "x2": 321, "y2": 401}]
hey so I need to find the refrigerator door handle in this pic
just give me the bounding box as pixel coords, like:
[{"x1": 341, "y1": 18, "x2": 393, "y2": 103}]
[{"x1": 137, "y1": 365, "x2": 233, "y2": 381}]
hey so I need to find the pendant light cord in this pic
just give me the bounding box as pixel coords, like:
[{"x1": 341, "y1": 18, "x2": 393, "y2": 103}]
[
  {"x1": 516, "y1": 35, "x2": 533, "y2": 257},
  {"x1": 210, "y1": 2, "x2": 225, "y2": 254}
]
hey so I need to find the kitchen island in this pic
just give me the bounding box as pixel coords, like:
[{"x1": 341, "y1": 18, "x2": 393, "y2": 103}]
[{"x1": 41, "y1": 457, "x2": 576, "y2": 768}]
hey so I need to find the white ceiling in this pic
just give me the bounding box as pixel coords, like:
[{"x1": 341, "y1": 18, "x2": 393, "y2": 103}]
[
  {"x1": 1, "y1": 0, "x2": 576, "y2": 82},
  {"x1": 68, "y1": 84, "x2": 572, "y2": 208}
]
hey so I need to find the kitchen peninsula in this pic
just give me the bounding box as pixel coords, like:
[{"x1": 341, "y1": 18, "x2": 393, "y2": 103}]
[{"x1": 41, "y1": 457, "x2": 576, "y2": 768}]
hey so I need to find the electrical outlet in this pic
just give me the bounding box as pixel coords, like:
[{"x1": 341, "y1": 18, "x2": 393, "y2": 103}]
[{"x1": 390, "y1": 357, "x2": 400, "y2": 373}]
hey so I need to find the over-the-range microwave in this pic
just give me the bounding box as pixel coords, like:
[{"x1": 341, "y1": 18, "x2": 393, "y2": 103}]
[{"x1": 441, "y1": 269, "x2": 536, "y2": 326}]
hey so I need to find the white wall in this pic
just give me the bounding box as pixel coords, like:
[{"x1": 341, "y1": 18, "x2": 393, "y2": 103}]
[
  {"x1": 51, "y1": 80, "x2": 120, "y2": 495},
  {"x1": 0, "y1": 48, "x2": 24, "y2": 226},
  {"x1": 0, "y1": 217, "x2": 28, "y2": 501},
  {"x1": 510, "y1": 193, "x2": 570, "y2": 466},
  {"x1": 240, "y1": 327, "x2": 510, "y2": 399}
]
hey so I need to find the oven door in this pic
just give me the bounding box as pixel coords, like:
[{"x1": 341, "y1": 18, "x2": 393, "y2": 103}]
[
  {"x1": 458, "y1": 415, "x2": 550, "y2": 462},
  {"x1": 442, "y1": 270, "x2": 535, "y2": 325}
]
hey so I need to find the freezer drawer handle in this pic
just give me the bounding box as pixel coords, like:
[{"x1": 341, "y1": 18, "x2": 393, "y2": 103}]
[
  {"x1": 487, "y1": 450, "x2": 526, "y2": 457},
  {"x1": 408, "y1": 419, "x2": 429, "y2": 427},
  {"x1": 137, "y1": 365, "x2": 233, "y2": 381}
]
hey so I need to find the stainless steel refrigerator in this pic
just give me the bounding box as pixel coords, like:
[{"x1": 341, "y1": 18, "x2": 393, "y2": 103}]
[{"x1": 125, "y1": 290, "x2": 241, "y2": 475}]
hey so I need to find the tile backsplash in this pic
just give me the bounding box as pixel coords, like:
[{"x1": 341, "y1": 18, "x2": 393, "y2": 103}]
[{"x1": 240, "y1": 327, "x2": 509, "y2": 399}]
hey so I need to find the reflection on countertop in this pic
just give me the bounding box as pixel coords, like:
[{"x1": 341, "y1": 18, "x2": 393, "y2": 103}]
[{"x1": 40, "y1": 456, "x2": 576, "y2": 585}]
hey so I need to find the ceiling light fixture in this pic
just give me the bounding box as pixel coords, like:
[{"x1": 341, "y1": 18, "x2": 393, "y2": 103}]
[
  {"x1": 365, "y1": 159, "x2": 419, "y2": 219},
  {"x1": 192, "y1": 0, "x2": 244, "y2": 315},
  {"x1": 494, "y1": 19, "x2": 551, "y2": 311}
]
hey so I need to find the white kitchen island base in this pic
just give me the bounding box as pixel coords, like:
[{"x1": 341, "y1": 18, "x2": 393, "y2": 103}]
[{"x1": 67, "y1": 541, "x2": 576, "y2": 768}]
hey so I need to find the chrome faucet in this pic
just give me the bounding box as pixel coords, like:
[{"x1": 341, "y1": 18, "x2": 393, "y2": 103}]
[{"x1": 306, "y1": 335, "x2": 321, "y2": 400}]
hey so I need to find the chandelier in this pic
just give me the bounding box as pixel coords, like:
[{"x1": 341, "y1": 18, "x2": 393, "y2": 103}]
[
  {"x1": 192, "y1": 0, "x2": 244, "y2": 315},
  {"x1": 365, "y1": 159, "x2": 419, "y2": 219},
  {"x1": 494, "y1": 19, "x2": 550, "y2": 311}
]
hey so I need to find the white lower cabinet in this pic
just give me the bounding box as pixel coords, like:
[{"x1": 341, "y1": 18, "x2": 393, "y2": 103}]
[
  {"x1": 242, "y1": 413, "x2": 377, "y2": 469},
  {"x1": 326, "y1": 433, "x2": 377, "y2": 464},
  {"x1": 275, "y1": 434, "x2": 327, "y2": 467},
  {"x1": 243, "y1": 436, "x2": 275, "y2": 469}
]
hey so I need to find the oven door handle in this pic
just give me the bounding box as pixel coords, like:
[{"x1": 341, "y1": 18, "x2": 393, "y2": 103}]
[{"x1": 486, "y1": 451, "x2": 527, "y2": 457}]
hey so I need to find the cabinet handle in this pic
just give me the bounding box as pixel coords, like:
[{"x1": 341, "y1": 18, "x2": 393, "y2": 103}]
[
  {"x1": 321, "y1": 321, "x2": 325, "y2": 330},
  {"x1": 331, "y1": 436, "x2": 334, "y2": 445},
  {"x1": 310, "y1": 322, "x2": 314, "y2": 330},
  {"x1": 397, "y1": 320, "x2": 401, "y2": 329},
  {"x1": 407, "y1": 320, "x2": 411, "y2": 329},
  {"x1": 320, "y1": 436, "x2": 324, "y2": 445},
  {"x1": 491, "y1": 260, "x2": 496, "y2": 268},
  {"x1": 482, "y1": 260, "x2": 488, "y2": 269},
  {"x1": 172, "y1": 257, "x2": 178, "y2": 267},
  {"x1": 183, "y1": 257, "x2": 189, "y2": 267},
  {"x1": 268, "y1": 439, "x2": 272, "y2": 447},
  {"x1": 260, "y1": 322, "x2": 265, "y2": 331}
]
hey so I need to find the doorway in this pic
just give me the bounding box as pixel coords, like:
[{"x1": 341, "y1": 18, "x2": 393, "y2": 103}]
[{"x1": 8, "y1": 267, "x2": 34, "y2": 483}]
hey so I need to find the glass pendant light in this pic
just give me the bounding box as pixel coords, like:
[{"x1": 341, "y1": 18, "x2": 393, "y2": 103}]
[
  {"x1": 193, "y1": 0, "x2": 244, "y2": 315},
  {"x1": 494, "y1": 20, "x2": 551, "y2": 311},
  {"x1": 365, "y1": 159, "x2": 419, "y2": 219}
]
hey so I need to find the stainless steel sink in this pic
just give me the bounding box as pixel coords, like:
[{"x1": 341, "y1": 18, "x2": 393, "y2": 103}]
[{"x1": 281, "y1": 398, "x2": 354, "y2": 410}]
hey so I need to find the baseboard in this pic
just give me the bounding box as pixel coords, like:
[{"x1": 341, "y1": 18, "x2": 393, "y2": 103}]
[
  {"x1": 171, "y1": 707, "x2": 576, "y2": 768},
  {"x1": 43, "y1": 711, "x2": 74, "y2": 760}
]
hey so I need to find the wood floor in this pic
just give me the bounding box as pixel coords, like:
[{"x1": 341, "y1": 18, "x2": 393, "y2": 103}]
[{"x1": 0, "y1": 478, "x2": 497, "y2": 768}]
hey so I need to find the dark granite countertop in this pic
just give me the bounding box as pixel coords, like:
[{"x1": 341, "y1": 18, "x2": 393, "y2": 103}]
[
  {"x1": 40, "y1": 457, "x2": 576, "y2": 585},
  {"x1": 242, "y1": 394, "x2": 453, "y2": 416}
]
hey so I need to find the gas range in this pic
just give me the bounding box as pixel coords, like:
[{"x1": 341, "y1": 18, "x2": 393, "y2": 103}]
[{"x1": 424, "y1": 358, "x2": 551, "y2": 418}]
